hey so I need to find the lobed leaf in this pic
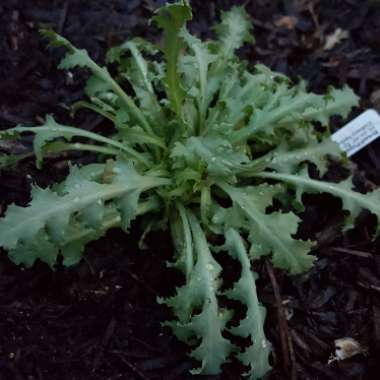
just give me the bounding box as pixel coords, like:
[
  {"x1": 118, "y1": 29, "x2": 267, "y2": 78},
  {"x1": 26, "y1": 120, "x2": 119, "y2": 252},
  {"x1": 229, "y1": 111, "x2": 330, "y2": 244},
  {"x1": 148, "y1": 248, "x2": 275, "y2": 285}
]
[
  {"x1": 243, "y1": 138, "x2": 342, "y2": 176},
  {"x1": 106, "y1": 38, "x2": 164, "y2": 125},
  {"x1": 3, "y1": 115, "x2": 150, "y2": 167},
  {"x1": 41, "y1": 29, "x2": 153, "y2": 135},
  {"x1": 223, "y1": 229, "x2": 271, "y2": 380},
  {"x1": 179, "y1": 28, "x2": 218, "y2": 132},
  {"x1": 171, "y1": 135, "x2": 249, "y2": 178},
  {"x1": 0, "y1": 162, "x2": 169, "y2": 267},
  {"x1": 0, "y1": 152, "x2": 32, "y2": 170},
  {"x1": 216, "y1": 184, "x2": 315, "y2": 274},
  {"x1": 213, "y1": 6, "x2": 254, "y2": 61},
  {"x1": 255, "y1": 170, "x2": 380, "y2": 230},
  {"x1": 163, "y1": 208, "x2": 235, "y2": 375},
  {"x1": 233, "y1": 83, "x2": 359, "y2": 143},
  {"x1": 153, "y1": 1, "x2": 192, "y2": 118}
]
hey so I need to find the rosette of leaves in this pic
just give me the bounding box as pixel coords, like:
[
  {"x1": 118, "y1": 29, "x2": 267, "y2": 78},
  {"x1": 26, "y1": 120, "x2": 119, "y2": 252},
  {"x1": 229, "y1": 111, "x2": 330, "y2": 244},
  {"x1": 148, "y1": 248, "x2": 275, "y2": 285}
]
[{"x1": 0, "y1": 1, "x2": 378, "y2": 378}]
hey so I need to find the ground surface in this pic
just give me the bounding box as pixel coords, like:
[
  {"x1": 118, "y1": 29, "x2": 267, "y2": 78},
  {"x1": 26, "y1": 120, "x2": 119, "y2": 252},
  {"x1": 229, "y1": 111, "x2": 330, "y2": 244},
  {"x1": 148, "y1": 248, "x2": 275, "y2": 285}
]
[{"x1": 1, "y1": 1, "x2": 380, "y2": 379}]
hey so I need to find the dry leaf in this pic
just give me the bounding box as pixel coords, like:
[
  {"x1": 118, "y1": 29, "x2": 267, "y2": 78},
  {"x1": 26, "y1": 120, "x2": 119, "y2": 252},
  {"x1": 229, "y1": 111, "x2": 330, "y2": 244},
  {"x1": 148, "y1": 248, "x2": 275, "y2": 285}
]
[
  {"x1": 324, "y1": 28, "x2": 349, "y2": 50},
  {"x1": 328, "y1": 337, "x2": 368, "y2": 364},
  {"x1": 274, "y1": 15, "x2": 298, "y2": 30}
]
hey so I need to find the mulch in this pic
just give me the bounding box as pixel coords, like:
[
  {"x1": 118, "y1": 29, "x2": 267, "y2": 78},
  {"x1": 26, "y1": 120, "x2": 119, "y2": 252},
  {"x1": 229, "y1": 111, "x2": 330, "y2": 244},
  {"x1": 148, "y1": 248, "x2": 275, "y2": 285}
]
[{"x1": 1, "y1": 1, "x2": 380, "y2": 379}]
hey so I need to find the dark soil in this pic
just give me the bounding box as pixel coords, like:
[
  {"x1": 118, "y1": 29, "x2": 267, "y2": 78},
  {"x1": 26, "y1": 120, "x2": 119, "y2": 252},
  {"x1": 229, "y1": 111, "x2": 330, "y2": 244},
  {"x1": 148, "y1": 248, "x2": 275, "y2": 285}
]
[{"x1": 1, "y1": 1, "x2": 380, "y2": 379}]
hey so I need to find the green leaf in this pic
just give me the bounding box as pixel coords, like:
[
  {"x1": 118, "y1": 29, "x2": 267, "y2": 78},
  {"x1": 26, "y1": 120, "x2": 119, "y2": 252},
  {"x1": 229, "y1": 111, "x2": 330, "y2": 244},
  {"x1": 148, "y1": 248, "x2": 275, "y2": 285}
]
[
  {"x1": 8, "y1": 218, "x2": 107, "y2": 268},
  {"x1": 213, "y1": 6, "x2": 254, "y2": 61},
  {"x1": 0, "y1": 152, "x2": 32, "y2": 170},
  {"x1": 245, "y1": 138, "x2": 342, "y2": 176},
  {"x1": 255, "y1": 170, "x2": 380, "y2": 228},
  {"x1": 205, "y1": 65, "x2": 297, "y2": 138},
  {"x1": 30, "y1": 115, "x2": 76, "y2": 168},
  {"x1": 163, "y1": 208, "x2": 235, "y2": 375},
  {"x1": 169, "y1": 203, "x2": 194, "y2": 279},
  {"x1": 107, "y1": 38, "x2": 158, "y2": 95},
  {"x1": 223, "y1": 229, "x2": 271, "y2": 380},
  {"x1": 214, "y1": 70, "x2": 266, "y2": 127},
  {"x1": 153, "y1": 1, "x2": 192, "y2": 117},
  {"x1": 41, "y1": 29, "x2": 153, "y2": 135},
  {"x1": 107, "y1": 38, "x2": 164, "y2": 126},
  {"x1": 180, "y1": 28, "x2": 217, "y2": 131},
  {"x1": 216, "y1": 183, "x2": 315, "y2": 274},
  {"x1": 40, "y1": 30, "x2": 105, "y2": 75},
  {"x1": 71, "y1": 100, "x2": 116, "y2": 122},
  {"x1": 0, "y1": 162, "x2": 169, "y2": 267},
  {"x1": 303, "y1": 86, "x2": 359, "y2": 125},
  {"x1": 233, "y1": 82, "x2": 359, "y2": 142},
  {"x1": 171, "y1": 135, "x2": 249, "y2": 178},
  {"x1": 84, "y1": 75, "x2": 112, "y2": 98},
  {"x1": 4, "y1": 115, "x2": 150, "y2": 167},
  {"x1": 116, "y1": 126, "x2": 167, "y2": 151}
]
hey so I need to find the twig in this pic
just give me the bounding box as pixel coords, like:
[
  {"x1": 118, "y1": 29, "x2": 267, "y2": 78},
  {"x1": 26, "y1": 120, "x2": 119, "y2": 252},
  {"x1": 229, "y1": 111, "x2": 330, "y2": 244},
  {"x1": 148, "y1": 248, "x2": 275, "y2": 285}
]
[
  {"x1": 330, "y1": 247, "x2": 373, "y2": 259},
  {"x1": 58, "y1": 1, "x2": 69, "y2": 34},
  {"x1": 127, "y1": 270, "x2": 158, "y2": 296},
  {"x1": 290, "y1": 329, "x2": 312, "y2": 354},
  {"x1": 266, "y1": 261, "x2": 298, "y2": 380},
  {"x1": 373, "y1": 306, "x2": 380, "y2": 341},
  {"x1": 307, "y1": 2, "x2": 322, "y2": 43},
  {"x1": 105, "y1": 375, "x2": 124, "y2": 380},
  {"x1": 287, "y1": 329, "x2": 298, "y2": 380},
  {"x1": 357, "y1": 282, "x2": 380, "y2": 292},
  {"x1": 119, "y1": 356, "x2": 148, "y2": 380},
  {"x1": 92, "y1": 318, "x2": 117, "y2": 371}
]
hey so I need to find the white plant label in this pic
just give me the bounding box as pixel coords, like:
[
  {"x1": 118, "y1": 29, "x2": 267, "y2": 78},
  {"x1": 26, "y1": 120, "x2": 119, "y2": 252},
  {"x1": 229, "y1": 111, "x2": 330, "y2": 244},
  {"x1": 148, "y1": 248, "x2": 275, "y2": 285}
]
[{"x1": 331, "y1": 109, "x2": 380, "y2": 156}]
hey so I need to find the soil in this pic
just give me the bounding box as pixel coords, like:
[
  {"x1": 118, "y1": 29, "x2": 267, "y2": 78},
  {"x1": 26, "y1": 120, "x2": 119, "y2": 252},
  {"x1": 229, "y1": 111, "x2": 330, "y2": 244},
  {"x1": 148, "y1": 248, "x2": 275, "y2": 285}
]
[{"x1": 1, "y1": 1, "x2": 380, "y2": 379}]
